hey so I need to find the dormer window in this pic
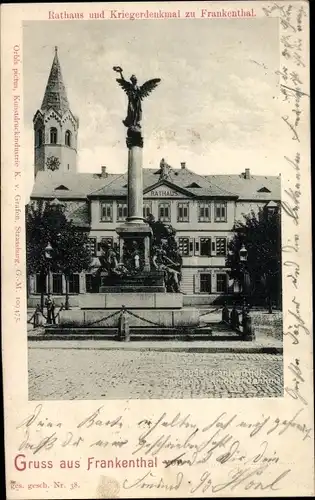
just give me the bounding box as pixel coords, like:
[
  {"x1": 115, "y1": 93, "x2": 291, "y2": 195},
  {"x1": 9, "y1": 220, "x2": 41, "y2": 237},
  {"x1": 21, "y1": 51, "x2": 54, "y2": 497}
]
[
  {"x1": 55, "y1": 185, "x2": 69, "y2": 191},
  {"x1": 50, "y1": 127, "x2": 57, "y2": 144},
  {"x1": 257, "y1": 186, "x2": 271, "y2": 193},
  {"x1": 65, "y1": 130, "x2": 72, "y2": 147},
  {"x1": 35, "y1": 128, "x2": 43, "y2": 147},
  {"x1": 186, "y1": 182, "x2": 201, "y2": 188}
]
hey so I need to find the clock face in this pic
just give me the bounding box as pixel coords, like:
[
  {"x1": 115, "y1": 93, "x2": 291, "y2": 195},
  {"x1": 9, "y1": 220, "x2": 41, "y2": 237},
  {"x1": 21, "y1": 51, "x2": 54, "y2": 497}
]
[{"x1": 46, "y1": 155, "x2": 61, "y2": 171}]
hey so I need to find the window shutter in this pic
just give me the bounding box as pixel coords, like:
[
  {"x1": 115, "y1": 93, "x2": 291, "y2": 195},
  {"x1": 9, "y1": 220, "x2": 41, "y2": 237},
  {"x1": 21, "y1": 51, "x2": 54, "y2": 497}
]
[
  {"x1": 194, "y1": 238, "x2": 200, "y2": 256},
  {"x1": 208, "y1": 237, "x2": 212, "y2": 256},
  {"x1": 189, "y1": 238, "x2": 194, "y2": 256},
  {"x1": 212, "y1": 239, "x2": 216, "y2": 255},
  {"x1": 194, "y1": 273, "x2": 200, "y2": 293}
]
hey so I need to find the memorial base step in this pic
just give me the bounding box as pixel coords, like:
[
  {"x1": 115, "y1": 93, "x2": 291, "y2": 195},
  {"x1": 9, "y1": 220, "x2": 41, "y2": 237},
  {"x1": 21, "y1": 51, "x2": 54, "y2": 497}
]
[
  {"x1": 41, "y1": 326, "x2": 245, "y2": 342},
  {"x1": 43, "y1": 326, "x2": 213, "y2": 341}
]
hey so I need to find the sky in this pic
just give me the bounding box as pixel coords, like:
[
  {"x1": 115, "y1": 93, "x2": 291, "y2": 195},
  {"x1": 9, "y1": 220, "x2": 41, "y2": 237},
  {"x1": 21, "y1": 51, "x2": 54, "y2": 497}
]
[{"x1": 23, "y1": 18, "x2": 280, "y2": 197}]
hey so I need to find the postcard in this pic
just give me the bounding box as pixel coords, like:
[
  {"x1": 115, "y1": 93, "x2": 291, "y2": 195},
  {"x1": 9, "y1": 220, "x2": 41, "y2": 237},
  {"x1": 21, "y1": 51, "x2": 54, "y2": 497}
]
[{"x1": 1, "y1": 1, "x2": 313, "y2": 498}]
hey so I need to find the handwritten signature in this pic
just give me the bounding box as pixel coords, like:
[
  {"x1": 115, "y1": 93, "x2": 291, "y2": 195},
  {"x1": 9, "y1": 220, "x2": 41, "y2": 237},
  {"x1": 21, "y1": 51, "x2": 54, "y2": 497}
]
[{"x1": 122, "y1": 464, "x2": 291, "y2": 493}]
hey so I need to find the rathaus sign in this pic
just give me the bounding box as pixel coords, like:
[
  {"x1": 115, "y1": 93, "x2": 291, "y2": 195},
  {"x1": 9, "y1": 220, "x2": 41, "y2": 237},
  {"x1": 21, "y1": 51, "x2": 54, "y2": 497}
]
[{"x1": 148, "y1": 188, "x2": 183, "y2": 197}]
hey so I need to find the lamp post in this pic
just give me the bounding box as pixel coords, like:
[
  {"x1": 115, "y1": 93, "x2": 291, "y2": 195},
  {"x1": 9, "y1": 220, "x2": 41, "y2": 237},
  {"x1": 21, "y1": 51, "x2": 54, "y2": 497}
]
[
  {"x1": 45, "y1": 241, "x2": 53, "y2": 294},
  {"x1": 228, "y1": 244, "x2": 253, "y2": 339},
  {"x1": 239, "y1": 244, "x2": 248, "y2": 306},
  {"x1": 228, "y1": 244, "x2": 248, "y2": 304}
]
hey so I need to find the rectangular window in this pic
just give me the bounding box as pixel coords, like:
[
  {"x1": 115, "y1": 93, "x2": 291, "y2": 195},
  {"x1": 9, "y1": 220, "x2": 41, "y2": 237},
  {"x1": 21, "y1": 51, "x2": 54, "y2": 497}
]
[
  {"x1": 177, "y1": 202, "x2": 189, "y2": 222},
  {"x1": 69, "y1": 274, "x2": 80, "y2": 294},
  {"x1": 216, "y1": 237, "x2": 227, "y2": 256},
  {"x1": 200, "y1": 273, "x2": 212, "y2": 293},
  {"x1": 200, "y1": 237, "x2": 211, "y2": 256},
  {"x1": 100, "y1": 202, "x2": 113, "y2": 222},
  {"x1": 143, "y1": 202, "x2": 152, "y2": 219},
  {"x1": 214, "y1": 202, "x2": 227, "y2": 222},
  {"x1": 178, "y1": 237, "x2": 190, "y2": 256},
  {"x1": 87, "y1": 237, "x2": 97, "y2": 257},
  {"x1": 194, "y1": 240, "x2": 200, "y2": 255},
  {"x1": 158, "y1": 202, "x2": 171, "y2": 222},
  {"x1": 198, "y1": 202, "x2": 211, "y2": 222},
  {"x1": 117, "y1": 202, "x2": 127, "y2": 221},
  {"x1": 52, "y1": 274, "x2": 62, "y2": 294},
  {"x1": 216, "y1": 273, "x2": 227, "y2": 293},
  {"x1": 35, "y1": 273, "x2": 46, "y2": 294}
]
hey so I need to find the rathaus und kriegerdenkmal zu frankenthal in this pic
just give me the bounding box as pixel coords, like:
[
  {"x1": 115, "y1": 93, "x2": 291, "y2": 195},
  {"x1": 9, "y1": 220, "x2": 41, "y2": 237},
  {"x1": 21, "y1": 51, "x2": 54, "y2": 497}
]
[{"x1": 27, "y1": 48, "x2": 280, "y2": 307}]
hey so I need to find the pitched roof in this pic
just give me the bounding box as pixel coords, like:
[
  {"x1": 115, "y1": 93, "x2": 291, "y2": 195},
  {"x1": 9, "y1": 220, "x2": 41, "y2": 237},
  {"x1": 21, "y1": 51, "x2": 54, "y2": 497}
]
[
  {"x1": 89, "y1": 165, "x2": 237, "y2": 198},
  {"x1": 31, "y1": 171, "x2": 117, "y2": 199},
  {"x1": 30, "y1": 165, "x2": 281, "y2": 201},
  {"x1": 41, "y1": 47, "x2": 70, "y2": 115},
  {"x1": 206, "y1": 174, "x2": 281, "y2": 201}
]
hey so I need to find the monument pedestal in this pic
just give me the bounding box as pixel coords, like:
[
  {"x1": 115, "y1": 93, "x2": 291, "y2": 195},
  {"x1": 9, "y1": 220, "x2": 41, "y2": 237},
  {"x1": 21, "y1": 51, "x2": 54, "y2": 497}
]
[
  {"x1": 99, "y1": 270, "x2": 165, "y2": 293},
  {"x1": 79, "y1": 292, "x2": 182, "y2": 309},
  {"x1": 50, "y1": 78, "x2": 201, "y2": 339},
  {"x1": 116, "y1": 223, "x2": 152, "y2": 273},
  {"x1": 59, "y1": 305, "x2": 199, "y2": 328}
]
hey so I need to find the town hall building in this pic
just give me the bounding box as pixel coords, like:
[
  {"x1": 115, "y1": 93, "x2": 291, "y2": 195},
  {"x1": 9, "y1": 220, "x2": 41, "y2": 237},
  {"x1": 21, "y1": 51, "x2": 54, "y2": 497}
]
[{"x1": 28, "y1": 48, "x2": 281, "y2": 305}]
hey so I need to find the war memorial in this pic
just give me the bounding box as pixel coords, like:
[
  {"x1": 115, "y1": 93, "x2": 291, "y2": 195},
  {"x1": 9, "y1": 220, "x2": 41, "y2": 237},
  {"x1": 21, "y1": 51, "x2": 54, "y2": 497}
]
[
  {"x1": 46, "y1": 67, "x2": 206, "y2": 340},
  {"x1": 27, "y1": 49, "x2": 281, "y2": 343}
]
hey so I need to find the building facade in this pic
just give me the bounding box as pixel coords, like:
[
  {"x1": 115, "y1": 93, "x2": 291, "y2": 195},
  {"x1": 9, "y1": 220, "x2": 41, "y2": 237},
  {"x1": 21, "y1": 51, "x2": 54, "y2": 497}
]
[{"x1": 27, "y1": 49, "x2": 281, "y2": 304}]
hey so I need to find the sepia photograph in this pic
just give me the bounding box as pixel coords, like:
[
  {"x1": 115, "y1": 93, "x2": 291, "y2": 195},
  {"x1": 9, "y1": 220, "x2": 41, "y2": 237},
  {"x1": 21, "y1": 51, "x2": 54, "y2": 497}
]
[{"x1": 24, "y1": 18, "x2": 283, "y2": 401}]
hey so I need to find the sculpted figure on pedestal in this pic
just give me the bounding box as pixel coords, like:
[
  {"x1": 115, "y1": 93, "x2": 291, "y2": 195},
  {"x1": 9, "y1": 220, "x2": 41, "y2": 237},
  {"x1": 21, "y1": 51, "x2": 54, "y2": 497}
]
[{"x1": 113, "y1": 66, "x2": 161, "y2": 129}]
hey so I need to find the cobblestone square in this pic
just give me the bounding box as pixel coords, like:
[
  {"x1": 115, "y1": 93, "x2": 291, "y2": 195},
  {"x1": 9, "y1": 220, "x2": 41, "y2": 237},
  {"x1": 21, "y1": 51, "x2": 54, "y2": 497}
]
[{"x1": 28, "y1": 344, "x2": 283, "y2": 400}]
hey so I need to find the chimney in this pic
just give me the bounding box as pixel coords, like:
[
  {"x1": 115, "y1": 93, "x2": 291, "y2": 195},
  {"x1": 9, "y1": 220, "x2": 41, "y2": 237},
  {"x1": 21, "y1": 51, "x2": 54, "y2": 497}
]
[
  {"x1": 180, "y1": 162, "x2": 186, "y2": 169},
  {"x1": 244, "y1": 168, "x2": 250, "y2": 179},
  {"x1": 101, "y1": 165, "x2": 107, "y2": 178}
]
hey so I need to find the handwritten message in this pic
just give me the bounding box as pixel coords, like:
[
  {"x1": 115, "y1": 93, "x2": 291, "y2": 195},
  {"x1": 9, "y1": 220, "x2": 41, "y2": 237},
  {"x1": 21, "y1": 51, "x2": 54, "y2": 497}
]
[
  {"x1": 8, "y1": 403, "x2": 312, "y2": 494},
  {"x1": 264, "y1": 3, "x2": 310, "y2": 409}
]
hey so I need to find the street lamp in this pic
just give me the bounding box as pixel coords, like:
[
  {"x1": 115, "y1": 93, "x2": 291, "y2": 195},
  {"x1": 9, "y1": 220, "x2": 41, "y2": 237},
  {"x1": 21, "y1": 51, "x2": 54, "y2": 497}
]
[
  {"x1": 239, "y1": 244, "x2": 250, "y2": 310},
  {"x1": 229, "y1": 244, "x2": 253, "y2": 339},
  {"x1": 45, "y1": 241, "x2": 53, "y2": 294}
]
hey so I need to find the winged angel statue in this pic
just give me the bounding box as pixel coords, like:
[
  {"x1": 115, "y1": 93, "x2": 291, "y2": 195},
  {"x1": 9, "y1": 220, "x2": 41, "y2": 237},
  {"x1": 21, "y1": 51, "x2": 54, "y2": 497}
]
[{"x1": 113, "y1": 66, "x2": 161, "y2": 128}]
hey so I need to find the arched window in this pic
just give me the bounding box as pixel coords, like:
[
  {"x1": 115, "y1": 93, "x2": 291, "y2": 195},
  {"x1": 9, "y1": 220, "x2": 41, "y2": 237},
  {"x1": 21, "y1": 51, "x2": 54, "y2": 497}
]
[
  {"x1": 35, "y1": 128, "x2": 43, "y2": 147},
  {"x1": 50, "y1": 127, "x2": 57, "y2": 144},
  {"x1": 65, "y1": 130, "x2": 72, "y2": 147}
]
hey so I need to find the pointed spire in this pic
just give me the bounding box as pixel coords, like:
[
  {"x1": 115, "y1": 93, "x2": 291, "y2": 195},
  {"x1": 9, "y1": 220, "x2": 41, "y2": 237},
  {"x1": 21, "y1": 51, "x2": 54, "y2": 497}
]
[{"x1": 41, "y1": 47, "x2": 70, "y2": 114}]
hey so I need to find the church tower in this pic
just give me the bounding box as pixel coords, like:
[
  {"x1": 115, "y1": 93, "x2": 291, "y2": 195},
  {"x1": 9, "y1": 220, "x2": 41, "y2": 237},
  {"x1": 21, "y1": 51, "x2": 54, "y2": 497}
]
[{"x1": 33, "y1": 47, "x2": 79, "y2": 177}]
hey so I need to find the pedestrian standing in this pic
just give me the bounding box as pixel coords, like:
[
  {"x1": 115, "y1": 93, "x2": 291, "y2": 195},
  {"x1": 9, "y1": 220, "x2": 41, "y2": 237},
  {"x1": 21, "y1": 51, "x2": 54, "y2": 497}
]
[{"x1": 45, "y1": 294, "x2": 56, "y2": 324}]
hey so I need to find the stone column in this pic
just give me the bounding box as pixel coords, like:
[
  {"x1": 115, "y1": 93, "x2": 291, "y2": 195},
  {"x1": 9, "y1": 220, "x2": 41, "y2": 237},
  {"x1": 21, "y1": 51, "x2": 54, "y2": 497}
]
[
  {"x1": 115, "y1": 126, "x2": 152, "y2": 273},
  {"x1": 127, "y1": 146, "x2": 143, "y2": 223},
  {"x1": 126, "y1": 127, "x2": 144, "y2": 224}
]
